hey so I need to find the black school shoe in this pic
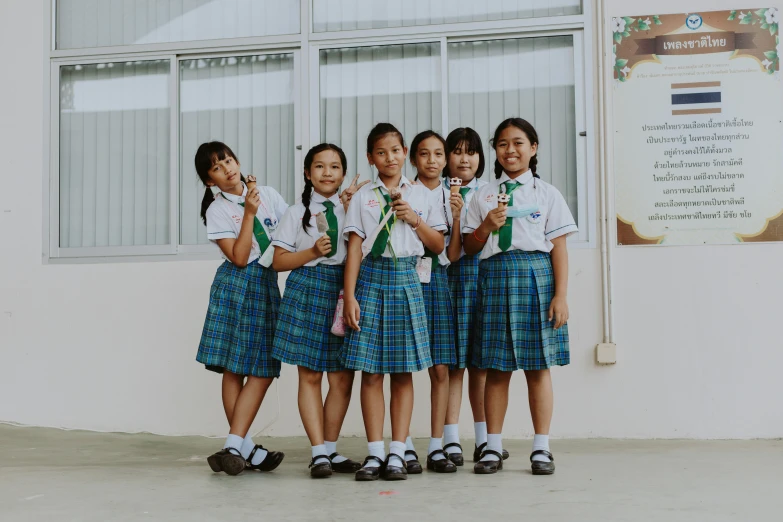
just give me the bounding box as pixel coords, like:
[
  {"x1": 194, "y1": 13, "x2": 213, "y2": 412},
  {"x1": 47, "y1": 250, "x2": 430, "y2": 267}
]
[
  {"x1": 221, "y1": 447, "x2": 247, "y2": 476},
  {"x1": 473, "y1": 450, "x2": 504, "y2": 475},
  {"x1": 355, "y1": 456, "x2": 384, "y2": 481},
  {"x1": 404, "y1": 450, "x2": 423, "y2": 474},
  {"x1": 381, "y1": 454, "x2": 408, "y2": 481},
  {"x1": 426, "y1": 450, "x2": 457, "y2": 473},
  {"x1": 245, "y1": 445, "x2": 285, "y2": 472},
  {"x1": 443, "y1": 442, "x2": 464, "y2": 466},
  {"x1": 530, "y1": 450, "x2": 555, "y2": 475},
  {"x1": 473, "y1": 442, "x2": 510, "y2": 462},
  {"x1": 207, "y1": 448, "x2": 231, "y2": 473},
  {"x1": 329, "y1": 453, "x2": 362, "y2": 473},
  {"x1": 309, "y1": 455, "x2": 333, "y2": 478}
]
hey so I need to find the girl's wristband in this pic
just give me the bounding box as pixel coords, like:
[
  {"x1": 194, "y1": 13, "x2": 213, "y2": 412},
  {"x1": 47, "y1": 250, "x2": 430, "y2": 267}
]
[
  {"x1": 411, "y1": 215, "x2": 422, "y2": 231},
  {"x1": 473, "y1": 229, "x2": 488, "y2": 243}
]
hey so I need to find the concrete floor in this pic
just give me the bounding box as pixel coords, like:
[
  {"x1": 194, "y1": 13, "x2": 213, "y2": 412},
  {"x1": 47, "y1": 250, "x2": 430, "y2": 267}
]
[{"x1": 1, "y1": 425, "x2": 781, "y2": 521}]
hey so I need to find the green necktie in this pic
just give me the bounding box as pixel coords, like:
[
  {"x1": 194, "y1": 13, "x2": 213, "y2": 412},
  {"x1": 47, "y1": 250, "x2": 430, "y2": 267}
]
[
  {"x1": 321, "y1": 200, "x2": 338, "y2": 258},
  {"x1": 498, "y1": 181, "x2": 522, "y2": 252},
  {"x1": 459, "y1": 186, "x2": 470, "y2": 200},
  {"x1": 424, "y1": 247, "x2": 439, "y2": 267},
  {"x1": 238, "y1": 202, "x2": 271, "y2": 255},
  {"x1": 370, "y1": 192, "x2": 396, "y2": 258}
]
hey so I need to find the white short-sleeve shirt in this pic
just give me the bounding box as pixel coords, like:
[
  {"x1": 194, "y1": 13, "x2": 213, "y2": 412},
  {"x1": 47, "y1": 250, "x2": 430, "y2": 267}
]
[
  {"x1": 206, "y1": 183, "x2": 289, "y2": 264},
  {"x1": 344, "y1": 176, "x2": 448, "y2": 259},
  {"x1": 271, "y1": 191, "x2": 347, "y2": 266},
  {"x1": 443, "y1": 176, "x2": 488, "y2": 260},
  {"x1": 462, "y1": 170, "x2": 577, "y2": 260}
]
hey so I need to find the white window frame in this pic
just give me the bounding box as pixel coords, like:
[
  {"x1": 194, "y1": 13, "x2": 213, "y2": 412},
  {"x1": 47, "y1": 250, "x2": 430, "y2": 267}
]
[{"x1": 43, "y1": 0, "x2": 595, "y2": 263}]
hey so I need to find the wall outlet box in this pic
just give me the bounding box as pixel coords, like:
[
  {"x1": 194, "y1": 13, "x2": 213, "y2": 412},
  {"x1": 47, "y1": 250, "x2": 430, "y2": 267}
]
[{"x1": 596, "y1": 343, "x2": 617, "y2": 364}]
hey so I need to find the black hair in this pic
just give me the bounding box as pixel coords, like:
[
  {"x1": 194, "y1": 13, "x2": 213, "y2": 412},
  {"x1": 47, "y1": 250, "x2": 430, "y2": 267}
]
[
  {"x1": 442, "y1": 127, "x2": 485, "y2": 179},
  {"x1": 301, "y1": 143, "x2": 348, "y2": 232},
  {"x1": 366, "y1": 122, "x2": 405, "y2": 154},
  {"x1": 490, "y1": 118, "x2": 539, "y2": 179},
  {"x1": 408, "y1": 130, "x2": 446, "y2": 180},
  {"x1": 194, "y1": 141, "x2": 241, "y2": 225}
]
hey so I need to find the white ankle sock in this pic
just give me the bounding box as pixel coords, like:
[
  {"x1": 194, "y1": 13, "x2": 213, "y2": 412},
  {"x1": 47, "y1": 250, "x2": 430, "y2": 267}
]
[
  {"x1": 364, "y1": 441, "x2": 385, "y2": 469},
  {"x1": 388, "y1": 441, "x2": 406, "y2": 468},
  {"x1": 474, "y1": 422, "x2": 488, "y2": 447},
  {"x1": 443, "y1": 424, "x2": 460, "y2": 452},
  {"x1": 240, "y1": 434, "x2": 255, "y2": 457},
  {"x1": 404, "y1": 436, "x2": 417, "y2": 460},
  {"x1": 224, "y1": 434, "x2": 244, "y2": 452},
  {"x1": 531, "y1": 434, "x2": 551, "y2": 462},
  {"x1": 324, "y1": 440, "x2": 347, "y2": 463},
  {"x1": 480, "y1": 434, "x2": 502, "y2": 462},
  {"x1": 234, "y1": 433, "x2": 267, "y2": 465},
  {"x1": 428, "y1": 437, "x2": 446, "y2": 460},
  {"x1": 311, "y1": 444, "x2": 330, "y2": 466}
]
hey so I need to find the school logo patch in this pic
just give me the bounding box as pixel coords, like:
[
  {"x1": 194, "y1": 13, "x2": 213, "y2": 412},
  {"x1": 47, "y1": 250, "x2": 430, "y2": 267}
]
[
  {"x1": 264, "y1": 217, "x2": 278, "y2": 230},
  {"x1": 366, "y1": 199, "x2": 379, "y2": 208},
  {"x1": 485, "y1": 194, "x2": 496, "y2": 203},
  {"x1": 527, "y1": 211, "x2": 542, "y2": 224}
]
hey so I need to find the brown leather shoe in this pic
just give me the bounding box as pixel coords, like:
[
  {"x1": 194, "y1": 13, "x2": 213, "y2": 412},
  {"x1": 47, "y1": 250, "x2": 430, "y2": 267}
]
[
  {"x1": 426, "y1": 450, "x2": 457, "y2": 473},
  {"x1": 473, "y1": 450, "x2": 504, "y2": 475},
  {"x1": 530, "y1": 450, "x2": 555, "y2": 475}
]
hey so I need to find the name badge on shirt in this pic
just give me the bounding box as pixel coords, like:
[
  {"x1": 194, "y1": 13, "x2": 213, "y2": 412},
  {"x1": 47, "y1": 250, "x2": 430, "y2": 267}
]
[{"x1": 416, "y1": 257, "x2": 432, "y2": 284}]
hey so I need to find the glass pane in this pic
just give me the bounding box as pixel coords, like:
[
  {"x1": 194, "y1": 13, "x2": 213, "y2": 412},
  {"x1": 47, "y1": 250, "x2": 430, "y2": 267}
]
[
  {"x1": 448, "y1": 36, "x2": 578, "y2": 221},
  {"x1": 180, "y1": 54, "x2": 296, "y2": 246},
  {"x1": 56, "y1": 0, "x2": 300, "y2": 49},
  {"x1": 320, "y1": 43, "x2": 441, "y2": 181},
  {"x1": 313, "y1": 0, "x2": 580, "y2": 32},
  {"x1": 59, "y1": 60, "x2": 171, "y2": 248}
]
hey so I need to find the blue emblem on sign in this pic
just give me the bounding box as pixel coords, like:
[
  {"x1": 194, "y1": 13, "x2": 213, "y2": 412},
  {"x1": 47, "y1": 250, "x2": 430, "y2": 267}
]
[{"x1": 686, "y1": 14, "x2": 703, "y2": 30}]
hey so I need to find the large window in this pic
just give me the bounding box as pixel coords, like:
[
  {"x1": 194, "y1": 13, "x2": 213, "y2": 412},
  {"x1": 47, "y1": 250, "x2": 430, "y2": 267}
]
[
  {"x1": 180, "y1": 54, "x2": 295, "y2": 246},
  {"x1": 48, "y1": 1, "x2": 591, "y2": 261},
  {"x1": 56, "y1": 0, "x2": 300, "y2": 49},
  {"x1": 320, "y1": 43, "x2": 441, "y2": 180},
  {"x1": 59, "y1": 60, "x2": 171, "y2": 252}
]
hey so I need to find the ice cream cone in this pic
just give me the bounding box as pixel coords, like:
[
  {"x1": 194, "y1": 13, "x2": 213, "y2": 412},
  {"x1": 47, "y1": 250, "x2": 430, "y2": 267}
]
[
  {"x1": 497, "y1": 193, "x2": 510, "y2": 209},
  {"x1": 449, "y1": 177, "x2": 462, "y2": 195}
]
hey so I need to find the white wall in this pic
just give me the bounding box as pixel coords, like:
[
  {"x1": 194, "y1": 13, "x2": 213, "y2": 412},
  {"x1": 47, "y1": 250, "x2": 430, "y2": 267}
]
[{"x1": 0, "y1": 0, "x2": 780, "y2": 440}]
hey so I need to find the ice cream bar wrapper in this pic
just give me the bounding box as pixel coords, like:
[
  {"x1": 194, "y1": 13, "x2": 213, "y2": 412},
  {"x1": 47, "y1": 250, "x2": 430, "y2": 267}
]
[{"x1": 315, "y1": 212, "x2": 329, "y2": 234}]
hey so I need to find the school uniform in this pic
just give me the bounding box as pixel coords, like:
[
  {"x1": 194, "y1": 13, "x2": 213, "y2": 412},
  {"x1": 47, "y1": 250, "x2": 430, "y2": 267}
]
[
  {"x1": 340, "y1": 176, "x2": 448, "y2": 374},
  {"x1": 445, "y1": 177, "x2": 488, "y2": 369},
  {"x1": 421, "y1": 183, "x2": 457, "y2": 367},
  {"x1": 463, "y1": 170, "x2": 577, "y2": 371},
  {"x1": 196, "y1": 183, "x2": 288, "y2": 378},
  {"x1": 271, "y1": 192, "x2": 348, "y2": 373}
]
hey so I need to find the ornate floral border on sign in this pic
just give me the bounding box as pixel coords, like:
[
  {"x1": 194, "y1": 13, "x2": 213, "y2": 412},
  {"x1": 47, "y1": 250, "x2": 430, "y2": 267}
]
[{"x1": 612, "y1": 9, "x2": 780, "y2": 83}]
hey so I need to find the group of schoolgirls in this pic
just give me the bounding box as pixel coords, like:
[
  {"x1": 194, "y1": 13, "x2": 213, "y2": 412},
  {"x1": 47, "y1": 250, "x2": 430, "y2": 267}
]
[{"x1": 194, "y1": 117, "x2": 578, "y2": 481}]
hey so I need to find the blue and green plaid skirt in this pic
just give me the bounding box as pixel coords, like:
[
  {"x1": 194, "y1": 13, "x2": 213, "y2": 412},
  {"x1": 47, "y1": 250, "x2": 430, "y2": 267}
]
[
  {"x1": 422, "y1": 264, "x2": 456, "y2": 367},
  {"x1": 273, "y1": 264, "x2": 346, "y2": 373},
  {"x1": 447, "y1": 254, "x2": 480, "y2": 369},
  {"x1": 196, "y1": 261, "x2": 282, "y2": 378},
  {"x1": 471, "y1": 250, "x2": 570, "y2": 371},
  {"x1": 340, "y1": 256, "x2": 432, "y2": 374}
]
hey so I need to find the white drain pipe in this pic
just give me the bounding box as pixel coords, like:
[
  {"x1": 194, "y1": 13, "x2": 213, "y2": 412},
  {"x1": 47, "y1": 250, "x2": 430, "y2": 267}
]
[{"x1": 595, "y1": 0, "x2": 616, "y2": 359}]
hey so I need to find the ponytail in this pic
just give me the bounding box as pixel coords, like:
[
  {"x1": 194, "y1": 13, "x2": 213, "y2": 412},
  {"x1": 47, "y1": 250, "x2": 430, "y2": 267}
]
[
  {"x1": 200, "y1": 187, "x2": 214, "y2": 225},
  {"x1": 490, "y1": 118, "x2": 540, "y2": 179},
  {"x1": 301, "y1": 178, "x2": 314, "y2": 232}
]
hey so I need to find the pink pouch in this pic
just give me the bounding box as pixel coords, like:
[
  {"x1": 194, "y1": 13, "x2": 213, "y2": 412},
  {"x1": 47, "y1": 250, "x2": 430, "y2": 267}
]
[{"x1": 331, "y1": 289, "x2": 346, "y2": 337}]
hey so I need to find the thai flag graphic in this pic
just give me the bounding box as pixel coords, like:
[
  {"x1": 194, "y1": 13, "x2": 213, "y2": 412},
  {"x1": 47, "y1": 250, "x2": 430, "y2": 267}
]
[{"x1": 670, "y1": 82, "x2": 722, "y2": 116}]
